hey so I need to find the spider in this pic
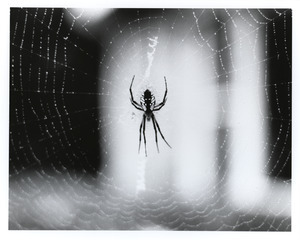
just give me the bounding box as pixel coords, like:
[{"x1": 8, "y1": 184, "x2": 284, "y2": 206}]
[{"x1": 129, "y1": 75, "x2": 171, "y2": 156}]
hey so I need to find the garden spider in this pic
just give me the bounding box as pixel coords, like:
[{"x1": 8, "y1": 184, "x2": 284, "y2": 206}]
[{"x1": 129, "y1": 75, "x2": 171, "y2": 156}]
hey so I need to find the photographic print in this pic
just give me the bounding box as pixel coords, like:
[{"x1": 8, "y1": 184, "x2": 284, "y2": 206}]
[{"x1": 9, "y1": 8, "x2": 291, "y2": 231}]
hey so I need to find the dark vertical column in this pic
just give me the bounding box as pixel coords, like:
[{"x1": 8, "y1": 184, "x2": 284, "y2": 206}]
[
  {"x1": 267, "y1": 9, "x2": 292, "y2": 180},
  {"x1": 213, "y1": 10, "x2": 232, "y2": 194}
]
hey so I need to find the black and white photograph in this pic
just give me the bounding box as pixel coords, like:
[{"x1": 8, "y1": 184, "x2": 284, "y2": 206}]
[{"x1": 1, "y1": 1, "x2": 299, "y2": 239}]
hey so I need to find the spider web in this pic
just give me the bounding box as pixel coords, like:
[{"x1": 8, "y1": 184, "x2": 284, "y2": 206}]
[{"x1": 9, "y1": 7, "x2": 292, "y2": 231}]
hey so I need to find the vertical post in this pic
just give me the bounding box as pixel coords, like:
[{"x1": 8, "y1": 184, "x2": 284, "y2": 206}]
[{"x1": 227, "y1": 17, "x2": 267, "y2": 208}]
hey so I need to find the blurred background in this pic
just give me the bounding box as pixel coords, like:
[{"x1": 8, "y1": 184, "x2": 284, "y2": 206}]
[{"x1": 9, "y1": 8, "x2": 291, "y2": 230}]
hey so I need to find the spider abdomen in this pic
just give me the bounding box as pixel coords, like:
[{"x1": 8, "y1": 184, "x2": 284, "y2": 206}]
[{"x1": 145, "y1": 110, "x2": 152, "y2": 121}]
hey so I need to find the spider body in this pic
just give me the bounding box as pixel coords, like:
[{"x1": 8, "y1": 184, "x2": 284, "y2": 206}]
[
  {"x1": 141, "y1": 89, "x2": 155, "y2": 121},
  {"x1": 130, "y1": 75, "x2": 171, "y2": 156}
]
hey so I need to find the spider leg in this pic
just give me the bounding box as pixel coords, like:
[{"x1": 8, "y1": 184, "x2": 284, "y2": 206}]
[
  {"x1": 130, "y1": 75, "x2": 143, "y2": 111},
  {"x1": 142, "y1": 114, "x2": 147, "y2": 157},
  {"x1": 130, "y1": 98, "x2": 144, "y2": 111},
  {"x1": 138, "y1": 117, "x2": 143, "y2": 154},
  {"x1": 163, "y1": 76, "x2": 168, "y2": 100},
  {"x1": 153, "y1": 114, "x2": 171, "y2": 149},
  {"x1": 153, "y1": 100, "x2": 166, "y2": 111},
  {"x1": 151, "y1": 114, "x2": 159, "y2": 153},
  {"x1": 153, "y1": 76, "x2": 168, "y2": 111}
]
